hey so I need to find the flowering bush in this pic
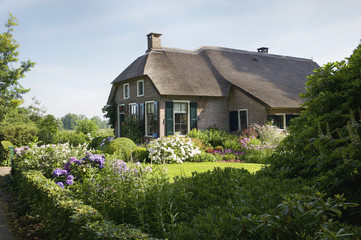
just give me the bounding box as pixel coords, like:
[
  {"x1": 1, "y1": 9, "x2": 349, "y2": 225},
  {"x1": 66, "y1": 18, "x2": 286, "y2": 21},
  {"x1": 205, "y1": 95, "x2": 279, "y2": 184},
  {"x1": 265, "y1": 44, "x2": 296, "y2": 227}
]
[
  {"x1": 208, "y1": 148, "x2": 245, "y2": 162},
  {"x1": 52, "y1": 152, "x2": 105, "y2": 188},
  {"x1": 14, "y1": 143, "x2": 89, "y2": 178},
  {"x1": 147, "y1": 135, "x2": 201, "y2": 164}
]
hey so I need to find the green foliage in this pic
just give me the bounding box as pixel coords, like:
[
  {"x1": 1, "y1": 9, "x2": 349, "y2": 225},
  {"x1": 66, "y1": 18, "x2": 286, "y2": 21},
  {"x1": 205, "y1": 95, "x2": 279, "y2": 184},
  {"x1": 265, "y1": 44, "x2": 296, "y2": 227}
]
[
  {"x1": 187, "y1": 127, "x2": 231, "y2": 148},
  {"x1": 61, "y1": 113, "x2": 80, "y2": 130},
  {"x1": 223, "y1": 137, "x2": 241, "y2": 151},
  {"x1": 131, "y1": 147, "x2": 149, "y2": 162},
  {"x1": 13, "y1": 143, "x2": 89, "y2": 178},
  {"x1": 0, "y1": 120, "x2": 38, "y2": 146},
  {"x1": 122, "y1": 114, "x2": 144, "y2": 144},
  {"x1": 0, "y1": 140, "x2": 12, "y2": 165},
  {"x1": 55, "y1": 130, "x2": 91, "y2": 147},
  {"x1": 266, "y1": 43, "x2": 361, "y2": 224},
  {"x1": 14, "y1": 170, "x2": 152, "y2": 239},
  {"x1": 102, "y1": 101, "x2": 117, "y2": 129},
  {"x1": 0, "y1": 14, "x2": 35, "y2": 119},
  {"x1": 105, "y1": 137, "x2": 138, "y2": 160},
  {"x1": 188, "y1": 152, "x2": 218, "y2": 162},
  {"x1": 37, "y1": 114, "x2": 58, "y2": 144},
  {"x1": 75, "y1": 119, "x2": 99, "y2": 136}
]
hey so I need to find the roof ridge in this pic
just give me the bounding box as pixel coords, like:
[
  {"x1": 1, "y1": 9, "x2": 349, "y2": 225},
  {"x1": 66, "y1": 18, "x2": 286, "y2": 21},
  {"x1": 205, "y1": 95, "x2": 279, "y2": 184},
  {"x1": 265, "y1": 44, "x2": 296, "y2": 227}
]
[{"x1": 161, "y1": 46, "x2": 314, "y2": 62}]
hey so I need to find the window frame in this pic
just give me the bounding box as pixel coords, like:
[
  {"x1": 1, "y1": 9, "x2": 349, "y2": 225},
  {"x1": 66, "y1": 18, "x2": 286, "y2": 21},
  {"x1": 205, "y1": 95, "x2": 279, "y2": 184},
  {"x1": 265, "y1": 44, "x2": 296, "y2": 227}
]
[
  {"x1": 137, "y1": 80, "x2": 144, "y2": 97},
  {"x1": 173, "y1": 101, "x2": 190, "y2": 135},
  {"x1": 145, "y1": 101, "x2": 155, "y2": 137},
  {"x1": 238, "y1": 109, "x2": 248, "y2": 131},
  {"x1": 117, "y1": 104, "x2": 125, "y2": 137},
  {"x1": 129, "y1": 103, "x2": 137, "y2": 116},
  {"x1": 123, "y1": 83, "x2": 130, "y2": 99}
]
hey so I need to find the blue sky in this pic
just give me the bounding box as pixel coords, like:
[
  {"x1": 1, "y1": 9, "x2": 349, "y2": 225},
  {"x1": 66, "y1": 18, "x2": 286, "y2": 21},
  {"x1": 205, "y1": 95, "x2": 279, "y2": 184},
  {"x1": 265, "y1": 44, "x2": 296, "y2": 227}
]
[{"x1": 1, "y1": 0, "x2": 361, "y2": 119}]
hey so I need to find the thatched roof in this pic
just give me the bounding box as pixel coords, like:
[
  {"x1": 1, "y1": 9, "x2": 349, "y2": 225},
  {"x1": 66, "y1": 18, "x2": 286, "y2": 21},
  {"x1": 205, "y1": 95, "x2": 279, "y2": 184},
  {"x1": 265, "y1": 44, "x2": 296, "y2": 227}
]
[{"x1": 111, "y1": 46, "x2": 319, "y2": 108}]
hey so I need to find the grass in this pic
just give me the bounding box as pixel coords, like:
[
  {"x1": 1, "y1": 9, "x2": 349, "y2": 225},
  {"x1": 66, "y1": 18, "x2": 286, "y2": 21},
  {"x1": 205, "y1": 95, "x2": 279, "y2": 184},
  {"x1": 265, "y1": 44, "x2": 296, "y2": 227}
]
[{"x1": 155, "y1": 162, "x2": 264, "y2": 182}]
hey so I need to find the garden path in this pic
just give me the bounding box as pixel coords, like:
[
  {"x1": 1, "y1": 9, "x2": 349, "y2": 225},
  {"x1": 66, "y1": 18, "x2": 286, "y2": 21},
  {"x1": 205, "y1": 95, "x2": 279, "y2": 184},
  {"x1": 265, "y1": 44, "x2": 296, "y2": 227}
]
[{"x1": 0, "y1": 167, "x2": 16, "y2": 240}]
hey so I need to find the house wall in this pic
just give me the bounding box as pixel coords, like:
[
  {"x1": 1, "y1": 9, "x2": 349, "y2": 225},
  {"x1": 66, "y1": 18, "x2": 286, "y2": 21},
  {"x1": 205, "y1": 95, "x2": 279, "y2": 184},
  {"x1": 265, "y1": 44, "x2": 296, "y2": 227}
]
[
  {"x1": 113, "y1": 76, "x2": 160, "y2": 137},
  {"x1": 228, "y1": 87, "x2": 268, "y2": 126},
  {"x1": 158, "y1": 96, "x2": 229, "y2": 137}
]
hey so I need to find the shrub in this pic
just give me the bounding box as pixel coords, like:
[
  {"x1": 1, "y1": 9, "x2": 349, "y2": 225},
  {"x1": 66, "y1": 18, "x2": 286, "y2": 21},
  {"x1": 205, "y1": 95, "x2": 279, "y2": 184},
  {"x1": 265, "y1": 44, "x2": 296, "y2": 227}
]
[
  {"x1": 189, "y1": 152, "x2": 217, "y2": 162},
  {"x1": 253, "y1": 122, "x2": 286, "y2": 146},
  {"x1": 0, "y1": 140, "x2": 12, "y2": 165},
  {"x1": 147, "y1": 135, "x2": 201, "y2": 164},
  {"x1": 55, "y1": 130, "x2": 90, "y2": 147},
  {"x1": 104, "y1": 137, "x2": 137, "y2": 160},
  {"x1": 13, "y1": 143, "x2": 89, "y2": 178},
  {"x1": 187, "y1": 127, "x2": 229, "y2": 148},
  {"x1": 131, "y1": 147, "x2": 148, "y2": 162},
  {"x1": 88, "y1": 136, "x2": 114, "y2": 150},
  {"x1": 14, "y1": 170, "x2": 152, "y2": 239}
]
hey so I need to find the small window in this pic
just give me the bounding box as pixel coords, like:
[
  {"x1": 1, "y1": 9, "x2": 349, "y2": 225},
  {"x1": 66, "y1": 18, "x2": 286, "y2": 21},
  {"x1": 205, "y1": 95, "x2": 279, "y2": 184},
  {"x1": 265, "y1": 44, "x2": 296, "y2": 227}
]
[
  {"x1": 129, "y1": 103, "x2": 137, "y2": 116},
  {"x1": 174, "y1": 102, "x2": 189, "y2": 135},
  {"x1": 239, "y1": 109, "x2": 248, "y2": 131},
  {"x1": 145, "y1": 101, "x2": 156, "y2": 136},
  {"x1": 137, "y1": 80, "x2": 144, "y2": 97},
  {"x1": 123, "y1": 83, "x2": 129, "y2": 99}
]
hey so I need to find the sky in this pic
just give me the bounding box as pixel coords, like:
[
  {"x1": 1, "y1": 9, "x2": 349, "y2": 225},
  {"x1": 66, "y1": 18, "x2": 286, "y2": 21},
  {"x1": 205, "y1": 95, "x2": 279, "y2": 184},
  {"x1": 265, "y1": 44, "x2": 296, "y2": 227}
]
[{"x1": 1, "y1": 0, "x2": 360, "y2": 119}]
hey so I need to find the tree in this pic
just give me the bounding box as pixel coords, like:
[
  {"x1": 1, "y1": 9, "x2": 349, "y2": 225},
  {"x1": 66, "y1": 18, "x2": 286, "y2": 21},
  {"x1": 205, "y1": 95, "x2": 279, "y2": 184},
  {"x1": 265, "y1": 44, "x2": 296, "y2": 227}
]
[
  {"x1": 37, "y1": 114, "x2": 58, "y2": 144},
  {"x1": 61, "y1": 113, "x2": 80, "y2": 130},
  {"x1": 267, "y1": 43, "x2": 361, "y2": 224},
  {"x1": 91, "y1": 116, "x2": 107, "y2": 129},
  {"x1": 75, "y1": 119, "x2": 98, "y2": 136},
  {"x1": 0, "y1": 14, "x2": 35, "y2": 120}
]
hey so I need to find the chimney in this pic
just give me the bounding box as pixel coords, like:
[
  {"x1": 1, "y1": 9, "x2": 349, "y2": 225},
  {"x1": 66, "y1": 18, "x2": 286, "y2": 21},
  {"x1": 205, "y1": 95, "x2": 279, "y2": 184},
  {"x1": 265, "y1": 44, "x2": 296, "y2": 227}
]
[
  {"x1": 257, "y1": 47, "x2": 269, "y2": 54},
  {"x1": 146, "y1": 33, "x2": 162, "y2": 52}
]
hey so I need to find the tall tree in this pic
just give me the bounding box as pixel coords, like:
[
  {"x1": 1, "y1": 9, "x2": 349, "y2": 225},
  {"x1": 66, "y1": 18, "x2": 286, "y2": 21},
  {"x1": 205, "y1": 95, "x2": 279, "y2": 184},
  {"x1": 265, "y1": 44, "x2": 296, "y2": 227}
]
[
  {"x1": 0, "y1": 14, "x2": 35, "y2": 120},
  {"x1": 61, "y1": 113, "x2": 80, "y2": 130}
]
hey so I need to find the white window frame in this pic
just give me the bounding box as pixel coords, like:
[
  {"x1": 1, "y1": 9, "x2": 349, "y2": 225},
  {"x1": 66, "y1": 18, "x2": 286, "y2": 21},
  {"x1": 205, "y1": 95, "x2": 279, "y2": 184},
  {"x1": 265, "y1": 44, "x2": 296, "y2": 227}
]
[
  {"x1": 117, "y1": 104, "x2": 125, "y2": 137},
  {"x1": 238, "y1": 109, "x2": 248, "y2": 131},
  {"x1": 145, "y1": 101, "x2": 154, "y2": 137},
  {"x1": 137, "y1": 80, "x2": 144, "y2": 97},
  {"x1": 129, "y1": 103, "x2": 137, "y2": 116},
  {"x1": 123, "y1": 83, "x2": 129, "y2": 99},
  {"x1": 173, "y1": 101, "x2": 190, "y2": 135}
]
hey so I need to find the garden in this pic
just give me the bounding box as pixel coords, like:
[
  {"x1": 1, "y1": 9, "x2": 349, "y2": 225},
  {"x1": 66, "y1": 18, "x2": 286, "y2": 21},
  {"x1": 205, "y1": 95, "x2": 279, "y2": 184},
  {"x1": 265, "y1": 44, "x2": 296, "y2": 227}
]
[{"x1": 1, "y1": 14, "x2": 361, "y2": 239}]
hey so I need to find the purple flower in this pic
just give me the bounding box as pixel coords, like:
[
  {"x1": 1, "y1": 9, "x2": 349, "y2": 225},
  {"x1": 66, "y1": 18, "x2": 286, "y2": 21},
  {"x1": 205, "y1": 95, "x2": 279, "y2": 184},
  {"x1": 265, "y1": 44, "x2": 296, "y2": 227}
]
[
  {"x1": 53, "y1": 168, "x2": 64, "y2": 178},
  {"x1": 65, "y1": 179, "x2": 74, "y2": 185},
  {"x1": 55, "y1": 181, "x2": 64, "y2": 188}
]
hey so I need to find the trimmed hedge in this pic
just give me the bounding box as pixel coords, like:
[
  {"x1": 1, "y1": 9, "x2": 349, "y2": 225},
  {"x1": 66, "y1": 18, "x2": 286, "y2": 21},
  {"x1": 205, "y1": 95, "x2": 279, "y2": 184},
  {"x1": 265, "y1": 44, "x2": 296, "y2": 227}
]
[
  {"x1": 105, "y1": 138, "x2": 138, "y2": 160},
  {"x1": 15, "y1": 170, "x2": 154, "y2": 240}
]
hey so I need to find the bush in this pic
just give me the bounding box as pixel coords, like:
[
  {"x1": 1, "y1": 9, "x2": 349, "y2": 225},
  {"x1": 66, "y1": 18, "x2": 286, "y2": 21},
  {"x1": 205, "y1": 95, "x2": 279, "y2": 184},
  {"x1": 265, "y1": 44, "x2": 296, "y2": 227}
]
[
  {"x1": 55, "y1": 130, "x2": 91, "y2": 147},
  {"x1": 0, "y1": 140, "x2": 13, "y2": 165},
  {"x1": 14, "y1": 170, "x2": 152, "y2": 239},
  {"x1": 105, "y1": 137, "x2": 137, "y2": 160},
  {"x1": 13, "y1": 143, "x2": 89, "y2": 178},
  {"x1": 187, "y1": 127, "x2": 230, "y2": 148},
  {"x1": 88, "y1": 136, "x2": 114, "y2": 150},
  {"x1": 189, "y1": 152, "x2": 217, "y2": 162},
  {"x1": 147, "y1": 135, "x2": 201, "y2": 164},
  {"x1": 131, "y1": 147, "x2": 148, "y2": 162}
]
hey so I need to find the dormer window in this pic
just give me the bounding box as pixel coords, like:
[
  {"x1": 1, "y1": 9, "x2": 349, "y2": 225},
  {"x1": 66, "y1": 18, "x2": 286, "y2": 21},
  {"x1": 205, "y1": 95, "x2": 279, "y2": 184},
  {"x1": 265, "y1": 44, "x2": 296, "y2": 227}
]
[{"x1": 123, "y1": 83, "x2": 129, "y2": 99}]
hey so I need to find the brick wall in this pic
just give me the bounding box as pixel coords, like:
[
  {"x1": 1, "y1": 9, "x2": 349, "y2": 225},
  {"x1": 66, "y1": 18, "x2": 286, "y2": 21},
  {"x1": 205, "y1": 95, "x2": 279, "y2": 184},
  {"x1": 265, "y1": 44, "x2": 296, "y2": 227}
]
[{"x1": 228, "y1": 87, "x2": 268, "y2": 126}]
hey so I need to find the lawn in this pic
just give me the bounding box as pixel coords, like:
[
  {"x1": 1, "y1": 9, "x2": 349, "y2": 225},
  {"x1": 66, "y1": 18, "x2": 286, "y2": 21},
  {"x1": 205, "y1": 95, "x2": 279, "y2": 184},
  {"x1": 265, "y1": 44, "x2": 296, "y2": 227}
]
[{"x1": 156, "y1": 162, "x2": 264, "y2": 181}]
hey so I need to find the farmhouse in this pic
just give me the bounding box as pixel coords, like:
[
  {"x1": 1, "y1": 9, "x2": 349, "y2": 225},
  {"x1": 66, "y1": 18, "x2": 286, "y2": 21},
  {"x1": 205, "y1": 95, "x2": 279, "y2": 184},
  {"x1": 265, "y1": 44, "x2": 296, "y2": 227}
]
[{"x1": 107, "y1": 33, "x2": 319, "y2": 138}]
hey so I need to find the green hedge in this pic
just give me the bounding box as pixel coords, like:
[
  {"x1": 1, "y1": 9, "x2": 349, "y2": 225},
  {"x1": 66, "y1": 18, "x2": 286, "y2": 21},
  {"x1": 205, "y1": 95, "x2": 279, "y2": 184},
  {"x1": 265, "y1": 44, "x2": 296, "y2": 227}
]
[{"x1": 15, "y1": 170, "x2": 154, "y2": 240}]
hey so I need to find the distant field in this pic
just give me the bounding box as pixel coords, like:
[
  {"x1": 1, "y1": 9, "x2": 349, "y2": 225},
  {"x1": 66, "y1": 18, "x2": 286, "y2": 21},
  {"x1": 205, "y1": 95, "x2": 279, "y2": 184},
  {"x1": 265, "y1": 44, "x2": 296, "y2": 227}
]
[{"x1": 154, "y1": 162, "x2": 264, "y2": 181}]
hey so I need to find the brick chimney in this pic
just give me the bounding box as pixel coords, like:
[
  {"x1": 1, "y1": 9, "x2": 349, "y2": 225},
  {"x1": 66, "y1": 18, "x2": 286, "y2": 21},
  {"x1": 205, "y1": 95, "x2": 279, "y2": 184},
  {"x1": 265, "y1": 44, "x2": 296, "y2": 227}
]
[
  {"x1": 146, "y1": 33, "x2": 162, "y2": 52},
  {"x1": 257, "y1": 47, "x2": 269, "y2": 54}
]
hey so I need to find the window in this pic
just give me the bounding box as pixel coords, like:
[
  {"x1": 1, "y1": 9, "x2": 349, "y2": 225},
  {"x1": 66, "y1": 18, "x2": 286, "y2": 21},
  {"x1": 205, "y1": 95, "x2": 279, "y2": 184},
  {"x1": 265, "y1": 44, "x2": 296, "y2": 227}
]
[
  {"x1": 239, "y1": 109, "x2": 248, "y2": 131},
  {"x1": 174, "y1": 102, "x2": 189, "y2": 135},
  {"x1": 267, "y1": 113, "x2": 299, "y2": 129},
  {"x1": 123, "y1": 83, "x2": 129, "y2": 99},
  {"x1": 118, "y1": 104, "x2": 125, "y2": 137},
  {"x1": 129, "y1": 103, "x2": 137, "y2": 116},
  {"x1": 137, "y1": 80, "x2": 144, "y2": 97},
  {"x1": 145, "y1": 101, "x2": 157, "y2": 136}
]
